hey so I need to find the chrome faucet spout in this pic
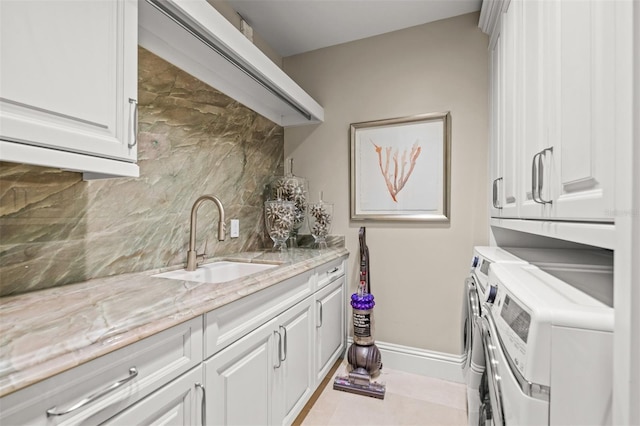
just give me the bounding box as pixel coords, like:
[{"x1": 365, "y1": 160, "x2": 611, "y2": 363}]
[{"x1": 186, "y1": 195, "x2": 226, "y2": 271}]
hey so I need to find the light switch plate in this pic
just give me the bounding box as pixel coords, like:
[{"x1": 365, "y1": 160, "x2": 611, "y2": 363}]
[{"x1": 230, "y1": 219, "x2": 239, "y2": 238}]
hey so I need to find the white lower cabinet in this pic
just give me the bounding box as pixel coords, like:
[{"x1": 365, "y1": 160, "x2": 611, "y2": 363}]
[
  {"x1": 204, "y1": 317, "x2": 277, "y2": 425},
  {"x1": 204, "y1": 297, "x2": 315, "y2": 426},
  {"x1": 0, "y1": 257, "x2": 347, "y2": 426},
  {"x1": 203, "y1": 258, "x2": 347, "y2": 426},
  {"x1": 0, "y1": 317, "x2": 202, "y2": 425},
  {"x1": 275, "y1": 297, "x2": 314, "y2": 425},
  {"x1": 103, "y1": 365, "x2": 203, "y2": 425},
  {"x1": 314, "y1": 275, "x2": 346, "y2": 383}
]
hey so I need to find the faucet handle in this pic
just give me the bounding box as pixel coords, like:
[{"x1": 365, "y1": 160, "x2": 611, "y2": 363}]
[{"x1": 199, "y1": 240, "x2": 208, "y2": 261}]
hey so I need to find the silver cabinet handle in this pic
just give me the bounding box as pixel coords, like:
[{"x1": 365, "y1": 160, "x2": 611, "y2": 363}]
[
  {"x1": 279, "y1": 325, "x2": 287, "y2": 362},
  {"x1": 327, "y1": 267, "x2": 339, "y2": 274},
  {"x1": 316, "y1": 300, "x2": 323, "y2": 328},
  {"x1": 532, "y1": 148, "x2": 553, "y2": 204},
  {"x1": 128, "y1": 98, "x2": 138, "y2": 149},
  {"x1": 46, "y1": 367, "x2": 138, "y2": 417},
  {"x1": 492, "y1": 177, "x2": 503, "y2": 209},
  {"x1": 195, "y1": 382, "x2": 206, "y2": 426},
  {"x1": 537, "y1": 147, "x2": 553, "y2": 204},
  {"x1": 274, "y1": 330, "x2": 282, "y2": 368},
  {"x1": 531, "y1": 152, "x2": 543, "y2": 204}
]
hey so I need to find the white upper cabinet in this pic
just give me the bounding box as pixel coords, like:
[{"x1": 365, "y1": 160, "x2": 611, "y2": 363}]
[
  {"x1": 488, "y1": 0, "x2": 519, "y2": 218},
  {"x1": 0, "y1": 0, "x2": 139, "y2": 179},
  {"x1": 546, "y1": 0, "x2": 616, "y2": 221},
  {"x1": 482, "y1": 0, "x2": 626, "y2": 226},
  {"x1": 517, "y1": 0, "x2": 547, "y2": 219},
  {"x1": 498, "y1": 0, "x2": 520, "y2": 218},
  {"x1": 489, "y1": 28, "x2": 503, "y2": 218},
  {"x1": 138, "y1": 0, "x2": 324, "y2": 128}
]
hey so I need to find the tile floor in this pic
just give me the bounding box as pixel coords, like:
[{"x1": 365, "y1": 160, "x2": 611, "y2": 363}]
[{"x1": 296, "y1": 361, "x2": 468, "y2": 425}]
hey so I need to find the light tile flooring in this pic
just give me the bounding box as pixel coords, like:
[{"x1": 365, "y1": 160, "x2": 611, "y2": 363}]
[{"x1": 296, "y1": 361, "x2": 468, "y2": 425}]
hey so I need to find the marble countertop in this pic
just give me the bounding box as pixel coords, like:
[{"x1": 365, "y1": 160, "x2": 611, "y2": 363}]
[{"x1": 0, "y1": 247, "x2": 349, "y2": 397}]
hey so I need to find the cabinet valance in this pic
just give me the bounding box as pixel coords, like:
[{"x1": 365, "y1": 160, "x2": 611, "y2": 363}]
[{"x1": 139, "y1": 0, "x2": 324, "y2": 127}]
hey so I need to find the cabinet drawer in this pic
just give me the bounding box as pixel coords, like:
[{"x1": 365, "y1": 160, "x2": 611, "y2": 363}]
[
  {"x1": 103, "y1": 365, "x2": 202, "y2": 426},
  {"x1": 314, "y1": 258, "x2": 345, "y2": 291},
  {"x1": 204, "y1": 270, "x2": 313, "y2": 359},
  {"x1": 0, "y1": 317, "x2": 202, "y2": 425}
]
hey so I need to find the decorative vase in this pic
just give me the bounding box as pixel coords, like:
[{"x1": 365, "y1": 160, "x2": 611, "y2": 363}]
[
  {"x1": 307, "y1": 193, "x2": 333, "y2": 249},
  {"x1": 264, "y1": 197, "x2": 295, "y2": 251},
  {"x1": 267, "y1": 158, "x2": 308, "y2": 247}
]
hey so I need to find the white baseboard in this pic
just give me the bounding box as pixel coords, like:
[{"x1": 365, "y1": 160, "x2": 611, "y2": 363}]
[{"x1": 346, "y1": 338, "x2": 465, "y2": 384}]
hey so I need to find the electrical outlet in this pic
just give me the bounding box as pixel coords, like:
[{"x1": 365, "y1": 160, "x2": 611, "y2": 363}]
[{"x1": 230, "y1": 219, "x2": 239, "y2": 238}]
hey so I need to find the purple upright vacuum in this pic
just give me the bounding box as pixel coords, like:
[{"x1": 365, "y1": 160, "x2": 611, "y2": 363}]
[{"x1": 333, "y1": 227, "x2": 386, "y2": 399}]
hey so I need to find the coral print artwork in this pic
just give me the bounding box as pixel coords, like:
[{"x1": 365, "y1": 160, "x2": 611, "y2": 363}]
[
  {"x1": 350, "y1": 112, "x2": 451, "y2": 222},
  {"x1": 371, "y1": 140, "x2": 422, "y2": 202}
]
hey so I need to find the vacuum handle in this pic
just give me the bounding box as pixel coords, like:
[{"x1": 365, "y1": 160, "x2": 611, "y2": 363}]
[{"x1": 359, "y1": 227, "x2": 371, "y2": 293}]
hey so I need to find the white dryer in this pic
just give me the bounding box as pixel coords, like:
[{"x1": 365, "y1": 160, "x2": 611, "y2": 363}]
[
  {"x1": 479, "y1": 263, "x2": 614, "y2": 425},
  {"x1": 461, "y1": 247, "x2": 527, "y2": 426}
]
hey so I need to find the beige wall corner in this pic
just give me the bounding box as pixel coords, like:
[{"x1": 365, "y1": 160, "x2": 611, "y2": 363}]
[{"x1": 283, "y1": 12, "x2": 490, "y2": 355}]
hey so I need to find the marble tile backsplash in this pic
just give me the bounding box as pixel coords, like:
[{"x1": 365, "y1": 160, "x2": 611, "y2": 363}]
[{"x1": 0, "y1": 47, "x2": 284, "y2": 297}]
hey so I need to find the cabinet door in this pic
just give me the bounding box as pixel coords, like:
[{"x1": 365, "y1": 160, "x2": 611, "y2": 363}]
[
  {"x1": 490, "y1": 1, "x2": 520, "y2": 218},
  {"x1": 103, "y1": 366, "x2": 202, "y2": 425},
  {"x1": 489, "y1": 30, "x2": 502, "y2": 218},
  {"x1": 497, "y1": 0, "x2": 520, "y2": 218},
  {"x1": 518, "y1": 0, "x2": 548, "y2": 218},
  {"x1": 274, "y1": 297, "x2": 314, "y2": 426},
  {"x1": 546, "y1": 0, "x2": 615, "y2": 221},
  {"x1": 204, "y1": 317, "x2": 277, "y2": 426},
  {"x1": 0, "y1": 0, "x2": 138, "y2": 162},
  {"x1": 315, "y1": 276, "x2": 346, "y2": 384}
]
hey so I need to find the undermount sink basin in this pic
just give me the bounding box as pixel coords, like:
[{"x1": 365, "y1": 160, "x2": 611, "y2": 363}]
[{"x1": 153, "y1": 261, "x2": 278, "y2": 284}]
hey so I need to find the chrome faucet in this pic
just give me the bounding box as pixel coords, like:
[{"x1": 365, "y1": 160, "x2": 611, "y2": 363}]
[{"x1": 186, "y1": 195, "x2": 226, "y2": 271}]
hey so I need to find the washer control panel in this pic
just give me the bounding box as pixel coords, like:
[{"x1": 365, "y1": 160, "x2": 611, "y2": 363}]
[{"x1": 491, "y1": 288, "x2": 531, "y2": 377}]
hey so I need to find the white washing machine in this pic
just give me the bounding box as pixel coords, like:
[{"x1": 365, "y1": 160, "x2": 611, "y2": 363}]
[
  {"x1": 461, "y1": 247, "x2": 528, "y2": 426},
  {"x1": 479, "y1": 263, "x2": 614, "y2": 425}
]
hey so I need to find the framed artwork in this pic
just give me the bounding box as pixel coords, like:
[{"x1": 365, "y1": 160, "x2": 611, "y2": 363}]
[{"x1": 350, "y1": 112, "x2": 451, "y2": 222}]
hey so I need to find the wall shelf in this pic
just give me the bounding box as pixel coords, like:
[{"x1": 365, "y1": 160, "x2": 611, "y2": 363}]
[
  {"x1": 490, "y1": 217, "x2": 616, "y2": 250},
  {"x1": 138, "y1": 0, "x2": 324, "y2": 128}
]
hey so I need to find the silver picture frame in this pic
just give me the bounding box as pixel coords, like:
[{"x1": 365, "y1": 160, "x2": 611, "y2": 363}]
[{"x1": 350, "y1": 111, "x2": 451, "y2": 222}]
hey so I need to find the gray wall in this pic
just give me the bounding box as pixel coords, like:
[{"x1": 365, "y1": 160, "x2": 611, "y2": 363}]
[
  {"x1": 0, "y1": 47, "x2": 284, "y2": 297},
  {"x1": 283, "y1": 12, "x2": 490, "y2": 355}
]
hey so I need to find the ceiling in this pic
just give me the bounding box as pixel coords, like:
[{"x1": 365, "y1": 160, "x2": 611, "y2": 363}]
[{"x1": 226, "y1": 0, "x2": 483, "y2": 57}]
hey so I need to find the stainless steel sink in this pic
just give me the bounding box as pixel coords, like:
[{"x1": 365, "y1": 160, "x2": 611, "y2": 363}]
[{"x1": 153, "y1": 261, "x2": 278, "y2": 284}]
